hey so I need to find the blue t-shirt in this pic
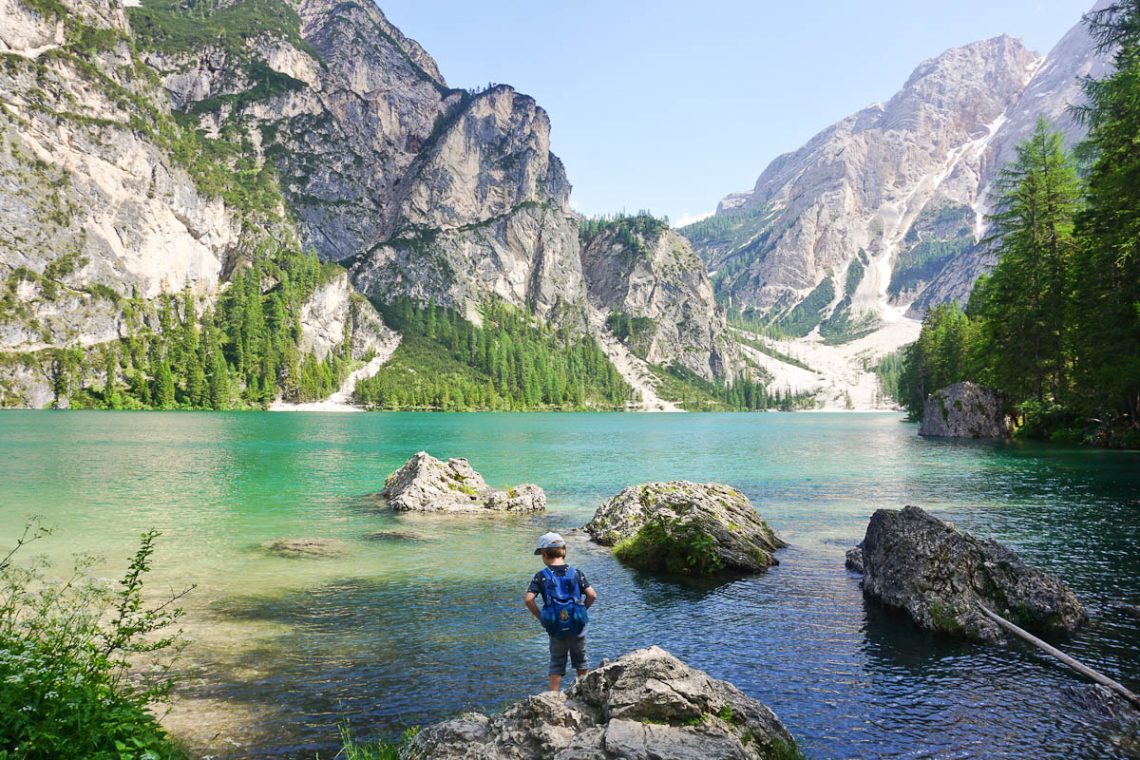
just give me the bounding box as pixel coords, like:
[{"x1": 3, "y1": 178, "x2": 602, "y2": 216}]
[{"x1": 527, "y1": 564, "x2": 590, "y2": 603}]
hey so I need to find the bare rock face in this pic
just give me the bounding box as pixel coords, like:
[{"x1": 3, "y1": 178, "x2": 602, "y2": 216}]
[
  {"x1": 405, "y1": 646, "x2": 799, "y2": 760},
  {"x1": 913, "y1": 0, "x2": 1114, "y2": 313},
  {"x1": 381, "y1": 452, "x2": 545, "y2": 513},
  {"x1": 919, "y1": 381, "x2": 1011, "y2": 439},
  {"x1": 580, "y1": 218, "x2": 740, "y2": 381},
  {"x1": 297, "y1": 272, "x2": 398, "y2": 362},
  {"x1": 0, "y1": 0, "x2": 239, "y2": 355},
  {"x1": 350, "y1": 84, "x2": 585, "y2": 323},
  {"x1": 144, "y1": 0, "x2": 588, "y2": 325},
  {"x1": 585, "y1": 482, "x2": 785, "y2": 575},
  {"x1": 848, "y1": 506, "x2": 1086, "y2": 641}
]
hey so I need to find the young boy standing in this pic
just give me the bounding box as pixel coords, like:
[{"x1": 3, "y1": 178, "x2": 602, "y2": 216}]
[{"x1": 524, "y1": 532, "x2": 597, "y2": 692}]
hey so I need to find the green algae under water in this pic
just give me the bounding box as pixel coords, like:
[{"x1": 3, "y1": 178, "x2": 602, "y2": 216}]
[{"x1": 0, "y1": 411, "x2": 1137, "y2": 758}]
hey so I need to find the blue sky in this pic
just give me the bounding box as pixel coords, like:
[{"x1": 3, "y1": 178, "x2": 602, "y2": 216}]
[{"x1": 378, "y1": 1, "x2": 1095, "y2": 225}]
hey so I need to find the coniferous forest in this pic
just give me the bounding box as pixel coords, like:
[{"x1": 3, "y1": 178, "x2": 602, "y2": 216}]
[
  {"x1": 897, "y1": 4, "x2": 1140, "y2": 446},
  {"x1": 30, "y1": 245, "x2": 350, "y2": 410},
  {"x1": 354, "y1": 299, "x2": 633, "y2": 411}
]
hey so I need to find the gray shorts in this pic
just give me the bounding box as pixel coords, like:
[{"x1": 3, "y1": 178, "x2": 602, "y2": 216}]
[{"x1": 548, "y1": 634, "x2": 588, "y2": 676}]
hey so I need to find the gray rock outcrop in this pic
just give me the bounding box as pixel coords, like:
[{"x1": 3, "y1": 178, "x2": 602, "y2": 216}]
[
  {"x1": 0, "y1": 0, "x2": 239, "y2": 356},
  {"x1": 405, "y1": 646, "x2": 799, "y2": 760},
  {"x1": 144, "y1": 0, "x2": 589, "y2": 325},
  {"x1": 585, "y1": 482, "x2": 785, "y2": 575},
  {"x1": 381, "y1": 452, "x2": 545, "y2": 513},
  {"x1": 913, "y1": 0, "x2": 1113, "y2": 314},
  {"x1": 848, "y1": 505, "x2": 1086, "y2": 641},
  {"x1": 919, "y1": 381, "x2": 1011, "y2": 438}
]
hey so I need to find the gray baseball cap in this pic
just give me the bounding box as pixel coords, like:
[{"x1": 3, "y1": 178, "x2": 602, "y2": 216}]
[{"x1": 534, "y1": 531, "x2": 566, "y2": 554}]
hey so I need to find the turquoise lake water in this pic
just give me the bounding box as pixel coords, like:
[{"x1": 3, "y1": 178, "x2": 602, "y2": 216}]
[{"x1": 0, "y1": 411, "x2": 1137, "y2": 758}]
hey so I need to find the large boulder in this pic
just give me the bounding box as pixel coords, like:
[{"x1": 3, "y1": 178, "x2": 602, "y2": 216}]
[
  {"x1": 919, "y1": 381, "x2": 1012, "y2": 439},
  {"x1": 584, "y1": 482, "x2": 786, "y2": 575},
  {"x1": 381, "y1": 452, "x2": 545, "y2": 513},
  {"x1": 848, "y1": 506, "x2": 1086, "y2": 641},
  {"x1": 405, "y1": 646, "x2": 799, "y2": 760}
]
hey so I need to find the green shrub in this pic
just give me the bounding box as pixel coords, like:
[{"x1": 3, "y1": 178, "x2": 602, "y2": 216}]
[{"x1": 0, "y1": 521, "x2": 191, "y2": 759}]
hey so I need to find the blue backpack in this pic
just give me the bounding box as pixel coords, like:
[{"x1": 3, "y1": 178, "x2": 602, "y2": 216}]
[{"x1": 539, "y1": 566, "x2": 588, "y2": 638}]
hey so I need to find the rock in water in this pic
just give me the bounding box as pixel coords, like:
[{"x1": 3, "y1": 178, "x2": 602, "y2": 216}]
[
  {"x1": 919, "y1": 382, "x2": 1011, "y2": 439},
  {"x1": 405, "y1": 646, "x2": 799, "y2": 760},
  {"x1": 849, "y1": 506, "x2": 1085, "y2": 641},
  {"x1": 584, "y1": 482, "x2": 785, "y2": 575},
  {"x1": 381, "y1": 452, "x2": 546, "y2": 513},
  {"x1": 261, "y1": 538, "x2": 348, "y2": 558}
]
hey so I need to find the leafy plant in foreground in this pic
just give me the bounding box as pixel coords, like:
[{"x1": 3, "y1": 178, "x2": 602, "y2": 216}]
[{"x1": 0, "y1": 521, "x2": 192, "y2": 759}]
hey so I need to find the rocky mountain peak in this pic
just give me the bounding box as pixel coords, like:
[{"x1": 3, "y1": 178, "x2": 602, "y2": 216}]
[
  {"x1": 295, "y1": 0, "x2": 447, "y2": 88},
  {"x1": 883, "y1": 35, "x2": 1037, "y2": 136}
]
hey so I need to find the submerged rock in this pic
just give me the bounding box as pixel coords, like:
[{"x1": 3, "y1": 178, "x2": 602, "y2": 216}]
[
  {"x1": 584, "y1": 482, "x2": 786, "y2": 575},
  {"x1": 405, "y1": 646, "x2": 799, "y2": 760},
  {"x1": 1063, "y1": 683, "x2": 1140, "y2": 751},
  {"x1": 919, "y1": 381, "x2": 1012, "y2": 439},
  {"x1": 381, "y1": 452, "x2": 546, "y2": 513},
  {"x1": 260, "y1": 538, "x2": 348, "y2": 558},
  {"x1": 364, "y1": 530, "x2": 432, "y2": 543},
  {"x1": 848, "y1": 506, "x2": 1085, "y2": 641}
]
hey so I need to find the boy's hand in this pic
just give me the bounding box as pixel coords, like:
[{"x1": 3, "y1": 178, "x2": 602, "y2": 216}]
[{"x1": 524, "y1": 592, "x2": 541, "y2": 620}]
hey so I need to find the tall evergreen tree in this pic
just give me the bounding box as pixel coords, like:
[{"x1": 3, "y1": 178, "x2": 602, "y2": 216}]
[
  {"x1": 976, "y1": 118, "x2": 1082, "y2": 404},
  {"x1": 1071, "y1": 1, "x2": 1140, "y2": 426}
]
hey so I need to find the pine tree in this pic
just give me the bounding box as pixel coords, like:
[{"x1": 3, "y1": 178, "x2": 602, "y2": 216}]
[
  {"x1": 1071, "y1": 1, "x2": 1140, "y2": 427},
  {"x1": 977, "y1": 118, "x2": 1081, "y2": 405},
  {"x1": 103, "y1": 345, "x2": 119, "y2": 409}
]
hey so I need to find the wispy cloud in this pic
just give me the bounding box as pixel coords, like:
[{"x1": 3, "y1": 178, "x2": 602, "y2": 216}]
[{"x1": 673, "y1": 210, "x2": 714, "y2": 228}]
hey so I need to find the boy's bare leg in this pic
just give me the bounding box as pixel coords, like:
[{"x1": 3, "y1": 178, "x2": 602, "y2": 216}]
[{"x1": 548, "y1": 674, "x2": 562, "y2": 692}]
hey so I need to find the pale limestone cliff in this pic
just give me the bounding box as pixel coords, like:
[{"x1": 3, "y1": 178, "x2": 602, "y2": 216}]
[{"x1": 0, "y1": 0, "x2": 241, "y2": 354}]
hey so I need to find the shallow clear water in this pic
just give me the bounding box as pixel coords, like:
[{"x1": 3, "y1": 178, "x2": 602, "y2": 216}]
[{"x1": 1, "y1": 411, "x2": 1137, "y2": 759}]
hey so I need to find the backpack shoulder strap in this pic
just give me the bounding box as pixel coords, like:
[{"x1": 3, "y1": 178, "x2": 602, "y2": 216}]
[{"x1": 564, "y1": 565, "x2": 581, "y2": 598}]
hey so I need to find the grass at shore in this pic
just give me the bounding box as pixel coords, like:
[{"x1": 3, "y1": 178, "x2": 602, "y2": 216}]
[{"x1": 327, "y1": 724, "x2": 417, "y2": 760}]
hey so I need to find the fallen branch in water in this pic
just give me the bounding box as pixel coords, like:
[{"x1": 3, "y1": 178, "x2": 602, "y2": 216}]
[{"x1": 978, "y1": 603, "x2": 1140, "y2": 710}]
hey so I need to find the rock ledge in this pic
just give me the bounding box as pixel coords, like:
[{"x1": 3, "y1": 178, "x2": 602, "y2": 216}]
[
  {"x1": 381, "y1": 452, "x2": 545, "y2": 513},
  {"x1": 585, "y1": 482, "x2": 785, "y2": 575},
  {"x1": 848, "y1": 506, "x2": 1085, "y2": 641},
  {"x1": 405, "y1": 646, "x2": 799, "y2": 759}
]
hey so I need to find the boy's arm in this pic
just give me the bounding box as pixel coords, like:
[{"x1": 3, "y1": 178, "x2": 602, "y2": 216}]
[
  {"x1": 524, "y1": 591, "x2": 541, "y2": 620},
  {"x1": 584, "y1": 586, "x2": 597, "y2": 608}
]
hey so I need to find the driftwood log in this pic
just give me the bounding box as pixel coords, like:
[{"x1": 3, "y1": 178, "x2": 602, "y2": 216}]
[{"x1": 978, "y1": 604, "x2": 1140, "y2": 710}]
